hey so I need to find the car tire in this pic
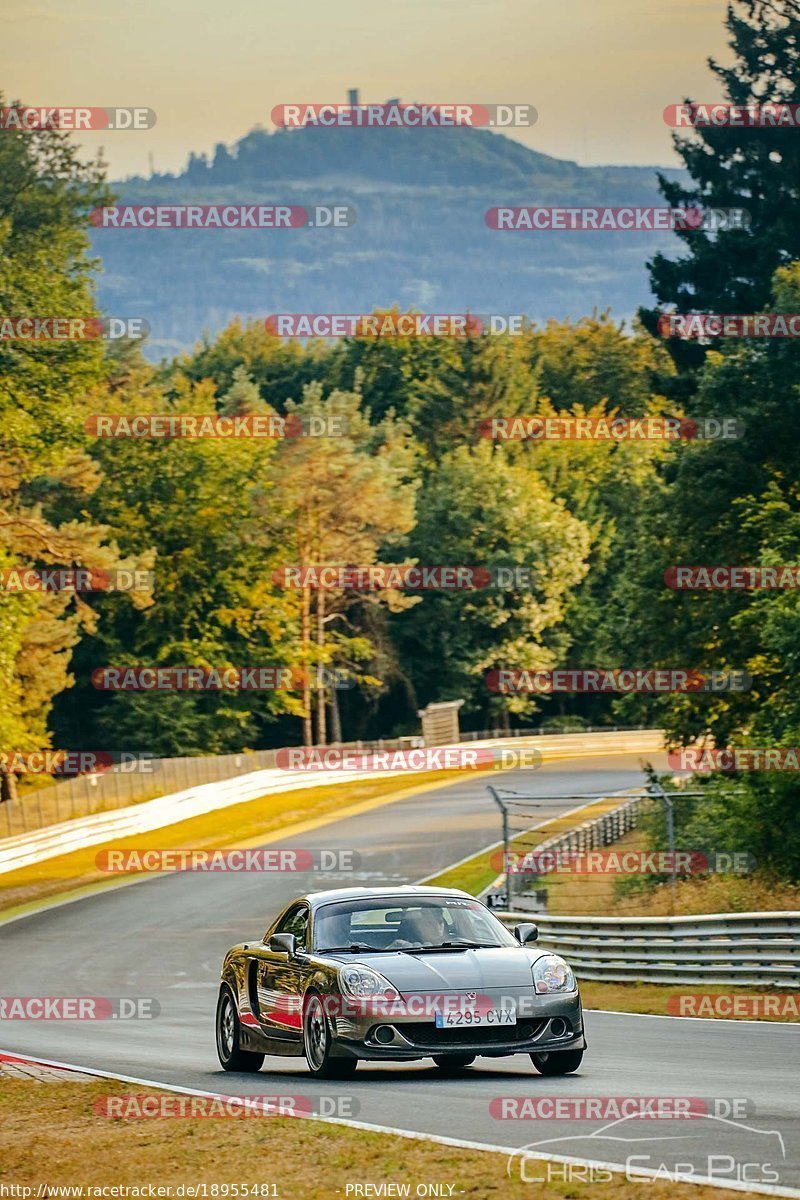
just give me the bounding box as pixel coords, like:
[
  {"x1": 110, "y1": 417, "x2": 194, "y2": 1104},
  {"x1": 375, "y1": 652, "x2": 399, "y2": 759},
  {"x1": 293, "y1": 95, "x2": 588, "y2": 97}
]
[
  {"x1": 530, "y1": 1049, "x2": 584, "y2": 1075},
  {"x1": 216, "y1": 984, "x2": 265, "y2": 1072},
  {"x1": 432, "y1": 1054, "x2": 476, "y2": 1071},
  {"x1": 303, "y1": 992, "x2": 358, "y2": 1079}
]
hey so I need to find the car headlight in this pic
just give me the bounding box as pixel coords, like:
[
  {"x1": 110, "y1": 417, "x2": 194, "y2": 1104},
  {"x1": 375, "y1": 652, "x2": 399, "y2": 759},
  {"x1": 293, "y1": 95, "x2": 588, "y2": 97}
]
[
  {"x1": 532, "y1": 954, "x2": 576, "y2": 994},
  {"x1": 339, "y1": 965, "x2": 398, "y2": 1000}
]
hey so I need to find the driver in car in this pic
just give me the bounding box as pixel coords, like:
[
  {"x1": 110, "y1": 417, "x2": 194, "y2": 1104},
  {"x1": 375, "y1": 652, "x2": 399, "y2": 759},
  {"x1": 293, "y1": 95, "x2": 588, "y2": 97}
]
[{"x1": 387, "y1": 906, "x2": 447, "y2": 950}]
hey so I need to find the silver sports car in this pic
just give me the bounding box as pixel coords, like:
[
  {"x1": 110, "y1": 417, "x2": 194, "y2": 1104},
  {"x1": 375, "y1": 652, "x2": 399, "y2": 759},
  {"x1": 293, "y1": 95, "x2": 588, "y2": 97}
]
[{"x1": 216, "y1": 885, "x2": 586, "y2": 1078}]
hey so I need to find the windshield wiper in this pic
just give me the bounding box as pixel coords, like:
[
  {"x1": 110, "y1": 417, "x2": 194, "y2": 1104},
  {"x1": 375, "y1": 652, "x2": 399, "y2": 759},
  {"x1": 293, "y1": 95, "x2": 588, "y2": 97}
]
[
  {"x1": 438, "y1": 939, "x2": 490, "y2": 949},
  {"x1": 319, "y1": 943, "x2": 378, "y2": 953},
  {"x1": 401, "y1": 940, "x2": 492, "y2": 953}
]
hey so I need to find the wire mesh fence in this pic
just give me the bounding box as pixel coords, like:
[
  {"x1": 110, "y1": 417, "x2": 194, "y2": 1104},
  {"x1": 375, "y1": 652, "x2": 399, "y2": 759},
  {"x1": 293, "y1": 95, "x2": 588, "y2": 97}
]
[
  {"x1": 486, "y1": 787, "x2": 655, "y2": 912},
  {"x1": 0, "y1": 726, "x2": 657, "y2": 841},
  {"x1": 485, "y1": 783, "x2": 716, "y2": 915},
  {"x1": 461, "y1": 724, "x2": 646, "y2": 741},
  {"x1": 0, "y1": 738, "x2": 419, "y2": 838}
]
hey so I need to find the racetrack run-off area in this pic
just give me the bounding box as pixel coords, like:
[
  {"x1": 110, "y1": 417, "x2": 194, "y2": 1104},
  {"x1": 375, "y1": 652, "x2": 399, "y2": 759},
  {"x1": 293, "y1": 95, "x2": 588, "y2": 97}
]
[{"x1": 2, "y1": 750, "x2": 798, "y2": 1195}]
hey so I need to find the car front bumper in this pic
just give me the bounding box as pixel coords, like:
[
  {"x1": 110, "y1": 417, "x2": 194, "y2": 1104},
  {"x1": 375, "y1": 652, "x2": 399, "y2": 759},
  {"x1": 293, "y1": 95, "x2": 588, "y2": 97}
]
[{"x1": 331, "y1": 989, "x2": 585, "y2": 1060}]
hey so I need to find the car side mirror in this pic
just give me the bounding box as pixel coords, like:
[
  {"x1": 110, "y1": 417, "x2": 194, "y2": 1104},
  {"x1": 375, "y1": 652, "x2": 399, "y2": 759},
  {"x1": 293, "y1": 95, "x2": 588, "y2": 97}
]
[
  {"x1": 269, "y1": 932, "x2": 297, "y2": 957},
  {"x1": 513, "y1": 922, "x2": 538, "y2": 945}
]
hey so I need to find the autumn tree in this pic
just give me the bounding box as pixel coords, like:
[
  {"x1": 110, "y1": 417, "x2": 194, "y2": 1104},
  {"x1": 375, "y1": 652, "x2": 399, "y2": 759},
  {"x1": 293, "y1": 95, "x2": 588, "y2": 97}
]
[
  {"x1": 0, "y1": 97, "x2": 146, "y2": 798},
  {"x1": 263, "y1": 383, "x2": 418, "y2": 745}
]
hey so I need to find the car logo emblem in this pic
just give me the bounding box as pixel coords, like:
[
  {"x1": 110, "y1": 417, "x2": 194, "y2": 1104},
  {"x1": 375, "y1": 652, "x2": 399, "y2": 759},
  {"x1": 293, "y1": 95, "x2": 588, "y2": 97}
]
[{"x1": 466, "y1": 991, "x2": 477, "y2": 999}]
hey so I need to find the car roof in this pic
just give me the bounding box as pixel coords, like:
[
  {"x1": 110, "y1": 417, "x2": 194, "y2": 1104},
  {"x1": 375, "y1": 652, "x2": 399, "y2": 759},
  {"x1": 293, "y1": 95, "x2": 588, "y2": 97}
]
[{"x1": 300, "y1": 885, "x2": 475, "y2": 910}]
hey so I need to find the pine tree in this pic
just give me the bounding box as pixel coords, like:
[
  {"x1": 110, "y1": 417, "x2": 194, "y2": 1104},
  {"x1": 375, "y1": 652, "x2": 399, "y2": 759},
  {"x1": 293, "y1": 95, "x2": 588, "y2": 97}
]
[
  {"x1": 642, "y1": 0, "x2": 800, "y2": 385},
  {"x1": 219, "y1": 365, "x2": 262, "y2": 416}
]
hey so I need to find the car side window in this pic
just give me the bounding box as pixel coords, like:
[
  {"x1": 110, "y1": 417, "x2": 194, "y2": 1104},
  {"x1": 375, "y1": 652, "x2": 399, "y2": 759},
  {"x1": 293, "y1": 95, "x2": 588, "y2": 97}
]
[{"x1": 276, "y1": 905, "x2": 309, "y2": 949}]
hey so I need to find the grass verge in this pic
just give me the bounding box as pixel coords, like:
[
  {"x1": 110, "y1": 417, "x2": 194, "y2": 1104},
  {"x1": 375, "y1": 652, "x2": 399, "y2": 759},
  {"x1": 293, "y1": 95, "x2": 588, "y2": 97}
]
[
  {"x1": 580, "y1": 980, "x2": 799, "y2": 1021},
  {"x1": 0, "y1": 1078, "x2": 757, "y2": 1200}
]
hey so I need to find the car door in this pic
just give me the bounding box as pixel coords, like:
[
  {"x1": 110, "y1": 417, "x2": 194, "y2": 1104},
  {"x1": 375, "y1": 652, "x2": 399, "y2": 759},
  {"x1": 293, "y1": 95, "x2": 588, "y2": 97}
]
[{"x1": 255, "y1": 903, "x2": 311, "y2": 1046}]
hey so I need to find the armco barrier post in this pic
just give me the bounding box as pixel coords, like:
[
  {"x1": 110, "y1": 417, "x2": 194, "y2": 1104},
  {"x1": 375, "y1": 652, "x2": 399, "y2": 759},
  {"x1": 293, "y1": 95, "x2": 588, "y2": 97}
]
[
  {"x1": 647, "y1": 773, "x2": 676, "y2": 915},
  {"x1": 487, "y1": 785, "x2": 511, "y2": 911}
]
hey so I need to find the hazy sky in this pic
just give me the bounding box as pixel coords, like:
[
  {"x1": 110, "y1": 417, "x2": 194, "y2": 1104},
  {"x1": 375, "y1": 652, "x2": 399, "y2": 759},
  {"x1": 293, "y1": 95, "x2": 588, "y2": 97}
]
[{"x1": 3, "y1": 0, "x2": 732, "y2": 179}]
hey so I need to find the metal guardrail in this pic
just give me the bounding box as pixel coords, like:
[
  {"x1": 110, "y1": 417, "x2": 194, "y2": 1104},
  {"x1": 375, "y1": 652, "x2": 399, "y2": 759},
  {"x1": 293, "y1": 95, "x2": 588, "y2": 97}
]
[
  {"x1": 497, "y1": 910, "x2": 800, "y2": 986},
  {"x1": 488, "y1": 764, "x2": 702, "y2": 912},
  {"x1": 524, "y1": 793, "x2": 645, "y2": 861}
]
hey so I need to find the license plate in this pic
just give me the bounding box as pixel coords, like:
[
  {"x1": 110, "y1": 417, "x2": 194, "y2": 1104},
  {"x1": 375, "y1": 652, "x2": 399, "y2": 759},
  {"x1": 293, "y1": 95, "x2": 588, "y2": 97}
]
[{"x1": 434, "y1": 1007, "x2": 516, "y2": 1028}]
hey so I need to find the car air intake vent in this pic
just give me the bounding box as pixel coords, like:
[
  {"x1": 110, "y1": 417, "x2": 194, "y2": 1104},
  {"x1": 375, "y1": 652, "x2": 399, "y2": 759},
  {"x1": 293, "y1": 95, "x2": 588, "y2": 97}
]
[{"x1": 402, "y1": 1020, "x2": 547, "y2": 1048}]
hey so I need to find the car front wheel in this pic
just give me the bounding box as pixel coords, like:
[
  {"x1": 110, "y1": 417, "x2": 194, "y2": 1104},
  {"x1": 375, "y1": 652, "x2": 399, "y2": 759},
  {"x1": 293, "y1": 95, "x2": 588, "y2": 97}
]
[
  {"x1": 216, "y1": 984, "x2": 265, "y2": 1072},
  {"x1": 303, "y1": 993, "x2": 357, "y2": 1079},
  {"x1": 530, "y1": 1049, "x2": 584, "y2": 1075}
]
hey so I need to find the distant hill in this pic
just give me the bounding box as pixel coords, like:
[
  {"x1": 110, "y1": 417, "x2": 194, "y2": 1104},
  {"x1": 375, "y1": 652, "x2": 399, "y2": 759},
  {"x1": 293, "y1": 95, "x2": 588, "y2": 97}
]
[{"x1": 95, "y1": 123, "x2": 686, "y2": 358}]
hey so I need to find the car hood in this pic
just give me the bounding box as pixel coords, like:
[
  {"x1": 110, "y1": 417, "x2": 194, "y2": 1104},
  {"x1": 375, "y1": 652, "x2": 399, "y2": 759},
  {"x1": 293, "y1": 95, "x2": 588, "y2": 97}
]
[{"x1": 327, "y1": 946, "x2": 541, "y2": 990}]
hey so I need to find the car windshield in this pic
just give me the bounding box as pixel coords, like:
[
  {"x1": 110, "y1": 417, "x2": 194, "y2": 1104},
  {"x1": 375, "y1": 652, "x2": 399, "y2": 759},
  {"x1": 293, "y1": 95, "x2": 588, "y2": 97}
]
[{"x1": 313, "y1": 896, "x2": 517, "y2": 953}]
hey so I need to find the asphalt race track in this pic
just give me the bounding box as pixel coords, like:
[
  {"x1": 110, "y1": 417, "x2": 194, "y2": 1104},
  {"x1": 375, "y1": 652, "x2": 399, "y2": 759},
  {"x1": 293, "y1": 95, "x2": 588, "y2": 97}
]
[{"x1": 2, "y1": 752, "x2": 798, "y2": 1194}]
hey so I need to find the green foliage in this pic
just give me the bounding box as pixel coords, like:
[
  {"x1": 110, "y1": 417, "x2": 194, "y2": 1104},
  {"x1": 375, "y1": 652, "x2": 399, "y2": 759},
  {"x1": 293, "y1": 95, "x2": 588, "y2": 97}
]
[
  {"x1": 392, "y1": 441, "x2": 590, "y2": 722},
  {"x1": 0, "y1": 99, "x2": 142, "y2": 756},
  {"x1": 55, "y1": 361, "x2": 301, "y2": 752},
  {"x1": 643, "y1": 0, "x2": 800, "y2": 385},
  {"x1": 5, "y1": 0, "x2": 800, "y2": 891}
]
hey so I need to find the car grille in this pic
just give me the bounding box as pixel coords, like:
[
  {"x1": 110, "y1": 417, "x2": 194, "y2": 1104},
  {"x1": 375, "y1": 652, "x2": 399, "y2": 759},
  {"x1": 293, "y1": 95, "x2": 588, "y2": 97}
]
[{"x1": 399, "y1": 1019, "x2": 548, "y2": 1049}]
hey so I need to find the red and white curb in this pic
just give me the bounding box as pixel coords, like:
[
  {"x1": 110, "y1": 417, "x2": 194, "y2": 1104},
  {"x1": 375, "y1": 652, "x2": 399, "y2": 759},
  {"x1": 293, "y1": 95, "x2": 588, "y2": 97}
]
[{"x1": 0, "y1": 1050, "x2": 94, "y2": 1082}]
